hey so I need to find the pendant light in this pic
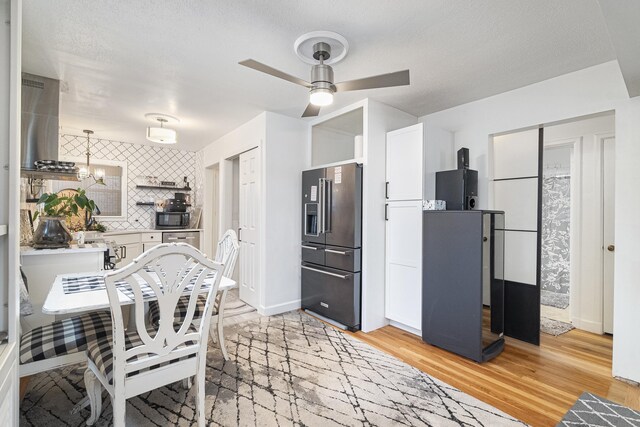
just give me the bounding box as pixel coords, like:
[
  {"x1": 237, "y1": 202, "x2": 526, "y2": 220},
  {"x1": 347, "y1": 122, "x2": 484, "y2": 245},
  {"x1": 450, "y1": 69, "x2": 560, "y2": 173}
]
[{"x1": 77, "y1": 130, "x2": 105, "y2": 184}]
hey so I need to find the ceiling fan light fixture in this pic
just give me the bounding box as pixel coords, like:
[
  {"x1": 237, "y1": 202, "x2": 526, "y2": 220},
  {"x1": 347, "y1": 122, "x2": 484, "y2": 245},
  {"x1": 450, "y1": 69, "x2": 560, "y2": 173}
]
[{"x1": 309, "y1": 87, "x2": 334, "y2": 106}]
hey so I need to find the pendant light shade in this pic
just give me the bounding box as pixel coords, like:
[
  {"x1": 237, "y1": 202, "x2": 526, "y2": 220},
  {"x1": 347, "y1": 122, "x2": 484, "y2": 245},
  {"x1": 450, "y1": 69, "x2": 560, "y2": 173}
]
[
  {"x1": 145, "y1": 114, "x2": 178, "y2": 144},
  {"x1": 146, "y1": 125, "x2": 177, "y2": 144}
]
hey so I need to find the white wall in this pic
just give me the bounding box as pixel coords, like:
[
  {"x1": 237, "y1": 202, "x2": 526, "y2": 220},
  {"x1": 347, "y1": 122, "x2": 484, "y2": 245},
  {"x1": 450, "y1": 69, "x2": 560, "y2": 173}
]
[
  {"x1": 201, "y1": 111, "x2": 309, "y2": 315},
  {"x1": 202, "y1": 113, "x2": 266, "y2": 256},
  {"x1": 419, "y1": 60, "x2": 640, "y2": 383},
  {"x1": 262, "y1": 112, "x2": 309, "y2": 313},
  {"x1": 423, "y1": 125, "x2": 454, "y2": 200},
  {"x1": 311, "y1": 126, "x2": 355, "y2": 166}
]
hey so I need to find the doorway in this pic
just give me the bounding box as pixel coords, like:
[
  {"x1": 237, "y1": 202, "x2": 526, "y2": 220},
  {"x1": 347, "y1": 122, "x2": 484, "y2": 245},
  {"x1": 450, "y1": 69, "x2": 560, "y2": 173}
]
[{"x1": 541, "y1": 113, "x2": 615, "y2": 335}]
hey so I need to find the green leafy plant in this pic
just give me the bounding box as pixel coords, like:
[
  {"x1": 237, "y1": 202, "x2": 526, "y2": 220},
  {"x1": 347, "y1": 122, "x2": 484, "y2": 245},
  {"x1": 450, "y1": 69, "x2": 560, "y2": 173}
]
[
  {"x1": 33, "y1": 188, "x2": 96, "y2": 221},
  {"x1": 88, "y1": 221, "x2": 107, "y2": 232}
]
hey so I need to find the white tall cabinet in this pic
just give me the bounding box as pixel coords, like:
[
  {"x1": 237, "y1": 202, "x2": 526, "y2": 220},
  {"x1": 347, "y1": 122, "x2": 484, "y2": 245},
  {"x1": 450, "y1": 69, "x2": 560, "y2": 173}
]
[
  {"x1": 0, "y1": 0, "x2": 21, "y2": 424},
  {"x1": 385, "y1": 124, "x2": 423, "y2": 333}
]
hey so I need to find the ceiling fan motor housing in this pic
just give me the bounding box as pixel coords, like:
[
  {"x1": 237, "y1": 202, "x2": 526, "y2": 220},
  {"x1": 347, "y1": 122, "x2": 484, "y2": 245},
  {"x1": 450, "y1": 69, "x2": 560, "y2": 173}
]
[{"x1": 311, "y1": 64, "x2": 334, "y2": 87}]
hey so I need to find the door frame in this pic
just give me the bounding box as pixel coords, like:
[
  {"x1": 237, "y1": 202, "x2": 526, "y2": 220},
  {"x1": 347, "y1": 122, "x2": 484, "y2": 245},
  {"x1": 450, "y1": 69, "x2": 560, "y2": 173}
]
[{"x1": 599, "y1": 132, "x2": 615, "y2": 334}]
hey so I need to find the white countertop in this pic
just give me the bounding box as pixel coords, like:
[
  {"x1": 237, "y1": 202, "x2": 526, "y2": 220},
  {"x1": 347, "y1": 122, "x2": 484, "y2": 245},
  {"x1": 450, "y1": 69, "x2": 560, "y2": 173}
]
[
  {"x1": 103, "y1": 228, "x2": 203, "y2": 236},
  {"x1": 20, "y1": 243, "x2": 109, "y2": 256}
]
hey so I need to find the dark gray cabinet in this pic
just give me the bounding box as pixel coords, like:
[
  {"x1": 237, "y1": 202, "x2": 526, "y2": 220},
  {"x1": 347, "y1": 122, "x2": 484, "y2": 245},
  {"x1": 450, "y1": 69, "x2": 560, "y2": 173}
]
[{"x1": 422, "y1": 210, "x2": 505, "y2": 362}]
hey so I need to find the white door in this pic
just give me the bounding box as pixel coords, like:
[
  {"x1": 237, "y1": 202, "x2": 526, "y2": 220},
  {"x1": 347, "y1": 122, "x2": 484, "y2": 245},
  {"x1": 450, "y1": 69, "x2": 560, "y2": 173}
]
[
  {"x1": 238, "y1": 147, "x2": 261, "y2": 309},
  {"x1": 385, "y1": 200, "x2": 423, "y2": 330},
  {"x1": 386, "y1": 123, "x2": 423, "y2": 201},
  {"x1": 603, "y1": 136, "x2": 615, "y2": 334}
]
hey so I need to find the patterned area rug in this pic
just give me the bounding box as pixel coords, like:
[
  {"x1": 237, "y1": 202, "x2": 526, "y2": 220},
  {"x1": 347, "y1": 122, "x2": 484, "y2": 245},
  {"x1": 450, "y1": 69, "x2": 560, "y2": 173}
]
[
  {"x1": 541, "y1": 317, "x2": 574, "y2": 336},
  {"x1": 558, "y1": 392, "x2": 640, "y2": 426},
  {"x1": 20, "y1": 311, "x2": 524, "y2": 426}
]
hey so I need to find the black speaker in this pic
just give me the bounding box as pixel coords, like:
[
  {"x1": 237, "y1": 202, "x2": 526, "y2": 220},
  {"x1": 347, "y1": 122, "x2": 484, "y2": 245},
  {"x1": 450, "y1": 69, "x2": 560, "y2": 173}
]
[
  {"x1": 436, "y1": 169, "x2": 478, "y2": 210},
  {"x1": 457, "y1": 148, "x2": 469, "y2": 170}
]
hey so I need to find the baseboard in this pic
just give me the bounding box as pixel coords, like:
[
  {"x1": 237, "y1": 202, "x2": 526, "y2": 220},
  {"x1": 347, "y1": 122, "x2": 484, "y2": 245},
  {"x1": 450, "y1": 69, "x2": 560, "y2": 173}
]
[
  {"x1": 258, "y1": 299, "x2": 301, "y2": 316},
  {"x1": 388, "y1": 320, "x2": 422, "y2": 337},
  {"x1": 572, "y1": 317, "x2": 603, "y2": 334}
]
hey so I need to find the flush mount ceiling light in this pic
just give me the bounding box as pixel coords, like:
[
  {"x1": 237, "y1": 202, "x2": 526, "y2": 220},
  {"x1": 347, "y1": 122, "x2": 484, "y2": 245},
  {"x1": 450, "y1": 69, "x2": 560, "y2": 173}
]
[{"x1": 145, "y1": 113, "x2": 179, "y2": 144}]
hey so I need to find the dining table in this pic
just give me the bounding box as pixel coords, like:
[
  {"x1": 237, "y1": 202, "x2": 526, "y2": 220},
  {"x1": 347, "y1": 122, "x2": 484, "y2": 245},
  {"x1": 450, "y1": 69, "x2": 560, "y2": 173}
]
[
  {"x1": 41, "y1": 270, "x2": 237, "y2": 414},
  {"x1": 43, "y1": 271, "x2": 237, "y2": 317}
]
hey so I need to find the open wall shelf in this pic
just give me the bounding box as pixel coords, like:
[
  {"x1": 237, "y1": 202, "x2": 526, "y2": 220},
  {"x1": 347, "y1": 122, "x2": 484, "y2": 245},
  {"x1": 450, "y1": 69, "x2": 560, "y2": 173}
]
[{"x1": 135, "y1": 185, "x2": 191, "y2": 191}]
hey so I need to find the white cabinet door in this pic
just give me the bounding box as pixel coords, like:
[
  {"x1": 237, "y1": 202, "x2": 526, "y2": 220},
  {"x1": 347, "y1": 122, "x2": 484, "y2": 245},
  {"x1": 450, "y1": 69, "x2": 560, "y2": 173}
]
[
  {"x1": 386, "y1": 123, "x2": 423, "y2": 201},
  {"x1": 239, "y1": 147, "x2": 261, "y2": 309},
  {"x1": 385, "y1": 200, "x2": 422, "y2": 330},
  {"x1": 142, "y1": 242, "x2": 161, "y2": 253},
  {"x1": 119, "y1": 243, "x2": 142, "y2": 266}
]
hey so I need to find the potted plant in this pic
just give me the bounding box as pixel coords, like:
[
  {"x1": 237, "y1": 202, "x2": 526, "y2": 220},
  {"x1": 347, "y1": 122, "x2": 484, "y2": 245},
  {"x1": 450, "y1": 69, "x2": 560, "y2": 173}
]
[{"x1": 32, "y1": 188, "x2": 98, "y2": 249}]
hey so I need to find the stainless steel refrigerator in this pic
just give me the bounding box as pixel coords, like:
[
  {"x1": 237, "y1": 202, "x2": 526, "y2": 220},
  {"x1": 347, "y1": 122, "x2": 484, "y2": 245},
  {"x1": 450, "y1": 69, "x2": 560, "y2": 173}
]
[{"x1": 301, "y1": 162, "x2": 362, "y2": 331}]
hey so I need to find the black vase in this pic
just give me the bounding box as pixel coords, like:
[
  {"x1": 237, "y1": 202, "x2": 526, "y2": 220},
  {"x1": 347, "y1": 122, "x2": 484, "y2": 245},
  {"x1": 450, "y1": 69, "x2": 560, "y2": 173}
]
[{"x1": 32, "y1": 216, "x2": 73, "y2": 249}]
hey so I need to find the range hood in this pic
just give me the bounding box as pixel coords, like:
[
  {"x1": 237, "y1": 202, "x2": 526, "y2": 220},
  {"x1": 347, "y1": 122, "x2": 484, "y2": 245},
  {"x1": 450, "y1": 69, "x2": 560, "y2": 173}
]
[{"x1": 21, "y1": 73, "x2": 60, "y2": 173}]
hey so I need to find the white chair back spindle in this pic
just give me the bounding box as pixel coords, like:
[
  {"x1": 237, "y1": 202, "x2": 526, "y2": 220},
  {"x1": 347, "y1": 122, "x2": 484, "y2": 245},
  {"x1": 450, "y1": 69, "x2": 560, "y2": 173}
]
[{"x1": 215, "y1": 229, "x2": 239, "y2": 278}]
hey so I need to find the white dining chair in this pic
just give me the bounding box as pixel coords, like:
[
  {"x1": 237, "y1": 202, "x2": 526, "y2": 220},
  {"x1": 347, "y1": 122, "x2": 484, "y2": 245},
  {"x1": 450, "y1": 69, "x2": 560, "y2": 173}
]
[
  {"x1": 148, "y1": 229, "x2": 239, "y2": 360},
  {"x1": 83, "y1": 243, "x2": 223, "y2": 427}
]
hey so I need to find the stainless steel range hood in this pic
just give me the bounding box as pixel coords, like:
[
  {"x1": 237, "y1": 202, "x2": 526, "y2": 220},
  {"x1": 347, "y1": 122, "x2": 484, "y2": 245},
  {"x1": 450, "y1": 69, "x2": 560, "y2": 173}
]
[{"x1": 21, "y1": 73, "x2": 60, "y2": 172}]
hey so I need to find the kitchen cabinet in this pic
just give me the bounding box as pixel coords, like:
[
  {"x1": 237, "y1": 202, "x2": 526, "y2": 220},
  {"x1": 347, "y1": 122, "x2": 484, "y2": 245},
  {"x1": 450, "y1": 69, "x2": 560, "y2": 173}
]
[
  {"x1": 386, "y1": 123, "x2": 423, "y2": 201},
  {"x1": 141, "y1": 232, "x2": 162, "y2": 253},
  {"x1": 110, "y1": 233, "x2": 143, "y2": 265},
  {"x1": 385, "y1": 200, "x2": 423, "y2": 331},
  {"x1": 106, "y1": 230, "x2": 202, "y2": 265},
  {"x1": 385, "y1": 123, "x2": 424, "y2": 333}
]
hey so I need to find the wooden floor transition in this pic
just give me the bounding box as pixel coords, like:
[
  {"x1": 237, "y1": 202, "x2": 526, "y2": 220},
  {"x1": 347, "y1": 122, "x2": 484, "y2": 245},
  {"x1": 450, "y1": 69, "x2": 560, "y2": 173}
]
[{"x1": 346, "y1": 325, "x2": 640, "y2": 427}]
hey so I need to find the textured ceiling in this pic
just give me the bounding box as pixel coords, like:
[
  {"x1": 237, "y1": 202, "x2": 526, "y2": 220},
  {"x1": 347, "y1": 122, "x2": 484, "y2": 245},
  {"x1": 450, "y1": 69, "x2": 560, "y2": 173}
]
[{"x1": 22, "y1": 0, "x2": 615, "y2": 151}]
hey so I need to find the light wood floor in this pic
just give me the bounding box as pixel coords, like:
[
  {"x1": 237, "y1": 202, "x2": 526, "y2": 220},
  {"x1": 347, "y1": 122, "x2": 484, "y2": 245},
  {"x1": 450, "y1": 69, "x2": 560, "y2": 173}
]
[{"x1": 346, "y1": 326, "x2": 640, "y2": 427}]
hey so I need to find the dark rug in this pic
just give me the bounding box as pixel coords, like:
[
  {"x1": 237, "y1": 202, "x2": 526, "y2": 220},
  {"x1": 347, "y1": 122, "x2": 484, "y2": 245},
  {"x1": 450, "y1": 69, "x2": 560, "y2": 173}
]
[
  {"x1": 557, "y1": 392, "x2": 640, "y2": 426},
  {"x1": 20, "y1": 311, "x2": 524, "y2": 426}
]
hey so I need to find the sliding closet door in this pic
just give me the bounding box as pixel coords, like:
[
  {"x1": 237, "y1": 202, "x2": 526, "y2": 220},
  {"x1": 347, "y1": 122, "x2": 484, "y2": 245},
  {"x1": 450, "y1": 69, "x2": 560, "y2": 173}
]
[{"x1": 492, "y1": 128, "x2": 542, "y2": 345}]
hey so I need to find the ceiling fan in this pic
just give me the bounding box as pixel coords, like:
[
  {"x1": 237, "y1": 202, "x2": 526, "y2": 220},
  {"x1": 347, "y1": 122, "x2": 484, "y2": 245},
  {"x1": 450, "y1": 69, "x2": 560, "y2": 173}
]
[{"x1": 239, "y1": 38, "x2": 410, "y2": 118}]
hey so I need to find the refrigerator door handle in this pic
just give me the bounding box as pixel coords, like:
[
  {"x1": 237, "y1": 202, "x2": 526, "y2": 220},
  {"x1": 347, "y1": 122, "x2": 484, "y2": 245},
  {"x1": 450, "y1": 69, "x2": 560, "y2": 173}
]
[
  {"x1": 301, "y1": 265, "x2": 351, "y2": 280},
  {"x1": 318, "y1": 178, "x2": 325, "y2": 234},
  {"x1": 324, "y1": 179, "x2": 332, "y2": 233},
  {"x1": 325, "y1": 249, "x2": 351, "y2": 256},
  {"x1": 301, "y1": 245, "x2": 323, "y2": 251},
  {"x1": 385, "y1": 181, "x2": 389, "y2": 199},
  {"x1": 385, "y1": 204, "x2": 389, "y2": 221}
]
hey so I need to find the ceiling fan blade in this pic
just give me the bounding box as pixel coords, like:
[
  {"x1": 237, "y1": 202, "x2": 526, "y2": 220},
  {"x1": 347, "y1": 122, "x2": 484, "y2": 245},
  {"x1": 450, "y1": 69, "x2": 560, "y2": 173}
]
[
  {"x1": 334, "y1": 69, "x2": 410, "y2": 92},
  {"x1": 302, "y1": 103, "x2": 321, "y2": 118},
  {"x1": 239, "y1": 59, "x2": 312, "y2": 88}
]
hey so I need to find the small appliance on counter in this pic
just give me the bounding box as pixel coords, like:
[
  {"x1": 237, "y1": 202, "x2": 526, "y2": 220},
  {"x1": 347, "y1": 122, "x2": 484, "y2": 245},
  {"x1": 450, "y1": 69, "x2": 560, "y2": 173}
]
[
  {"x1": 422, "y1": 210, "x2": 505, "y2": 362},
  {"x1": 165, "y1": 192, "x2": 188, "y2": 212},
  {"x1": 155, "y1": 211, "x2": 190, "y2": 229},
  {"x1": 435, "y1": 147, "x2": 478, "y2": 210}
]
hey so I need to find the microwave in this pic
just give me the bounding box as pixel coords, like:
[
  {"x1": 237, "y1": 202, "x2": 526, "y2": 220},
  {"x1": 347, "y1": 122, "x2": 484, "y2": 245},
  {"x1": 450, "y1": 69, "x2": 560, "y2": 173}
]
[{"x1": 155, "y1": 212, "x2": 190, "y2": 229}]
